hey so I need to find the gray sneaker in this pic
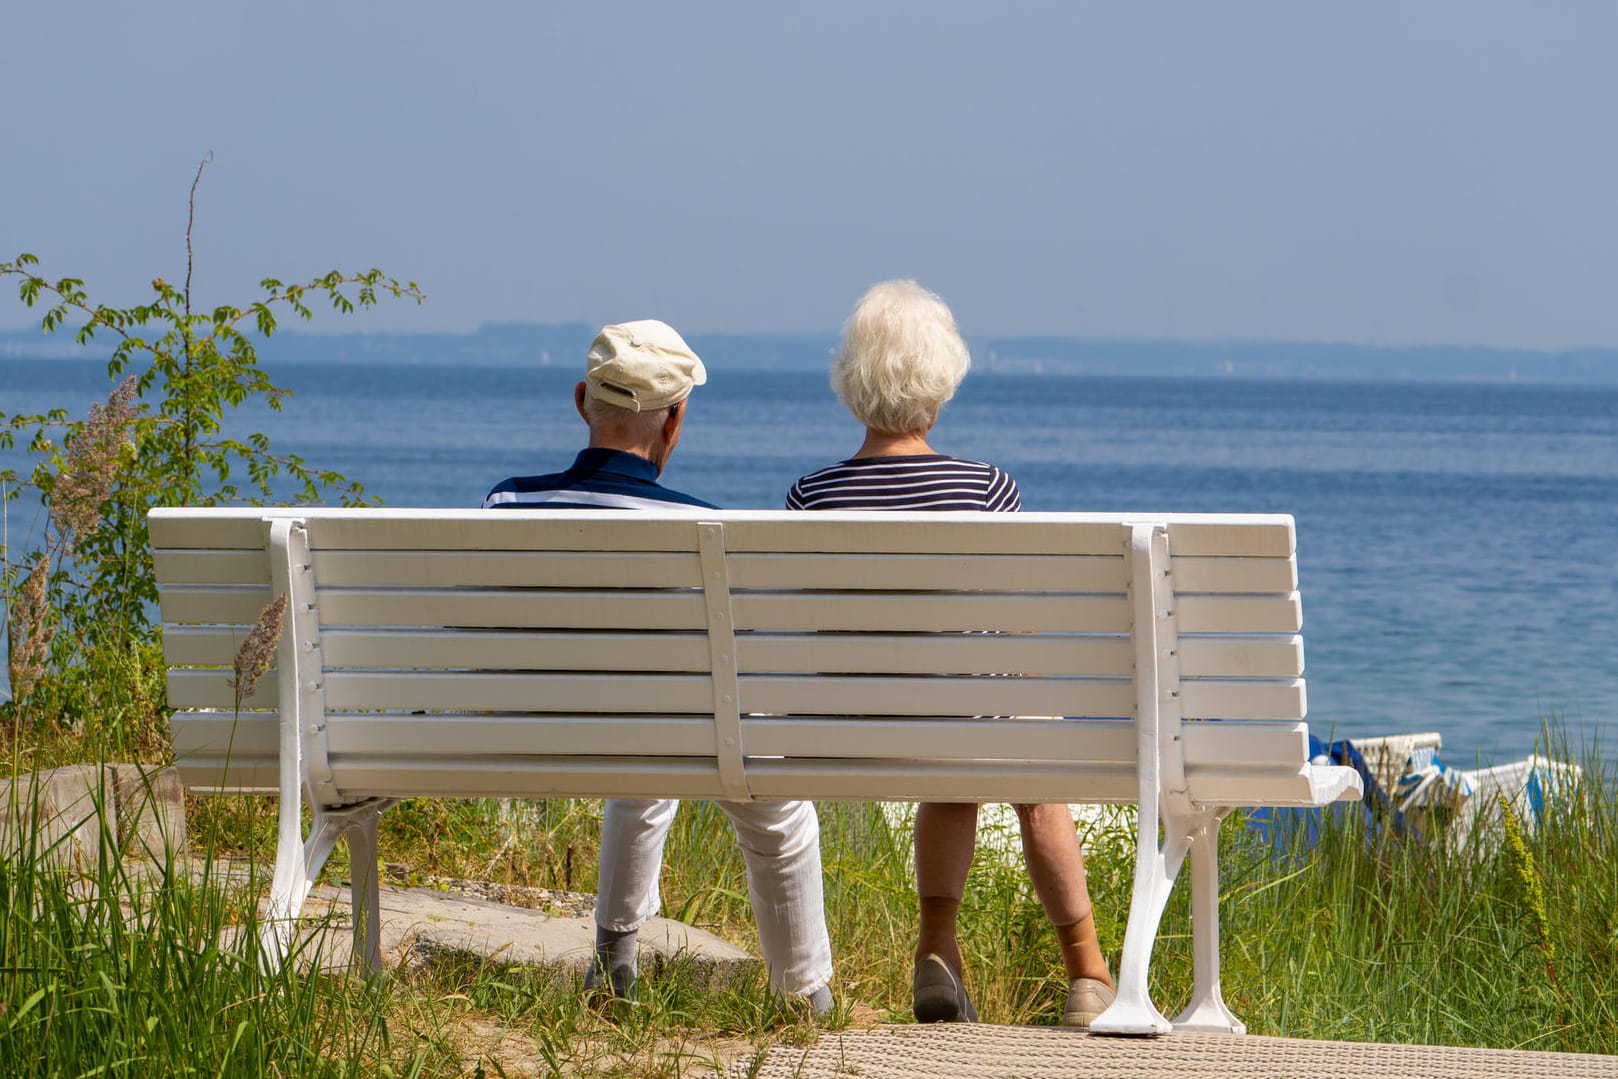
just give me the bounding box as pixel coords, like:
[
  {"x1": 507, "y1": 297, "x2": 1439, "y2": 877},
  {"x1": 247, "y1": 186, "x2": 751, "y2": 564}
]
[
  {"x1": 912, "y1": 954, "x2": 978, "y2": 1023},
  {"x1": 583, "y1": 929, "x2": 638, "y2": 1000}
]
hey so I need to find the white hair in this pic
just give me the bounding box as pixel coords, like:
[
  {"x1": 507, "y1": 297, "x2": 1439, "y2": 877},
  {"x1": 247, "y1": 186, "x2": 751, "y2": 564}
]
[
  {"x1": 582, "y1": 393, "x2": 673, "y2": 442},
  {"x1": 831, "y1": 280, "x2": 971, "y2": 435}
]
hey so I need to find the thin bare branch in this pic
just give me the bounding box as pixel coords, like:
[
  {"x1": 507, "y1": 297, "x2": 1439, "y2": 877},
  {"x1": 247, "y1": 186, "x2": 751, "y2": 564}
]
[{"x1": 184, "y1": 152, "x2": 213, "y2": 321}]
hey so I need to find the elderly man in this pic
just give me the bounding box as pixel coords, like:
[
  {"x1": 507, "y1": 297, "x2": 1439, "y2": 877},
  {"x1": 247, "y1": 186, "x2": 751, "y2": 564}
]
[{"x1": 483, "y1": 320, "x2": 834, "y2": 1014}]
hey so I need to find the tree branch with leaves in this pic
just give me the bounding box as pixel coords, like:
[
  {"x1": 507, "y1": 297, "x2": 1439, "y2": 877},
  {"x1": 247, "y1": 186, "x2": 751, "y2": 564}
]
[{"x1": 1, "y1": 160, "x2": 422, "y2": 738}]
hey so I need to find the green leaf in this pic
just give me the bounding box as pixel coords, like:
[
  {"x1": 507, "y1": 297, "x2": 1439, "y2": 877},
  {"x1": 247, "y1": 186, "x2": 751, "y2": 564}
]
[{"x1": 13, "y1": 983, "x2": 53, "y2": 1021}]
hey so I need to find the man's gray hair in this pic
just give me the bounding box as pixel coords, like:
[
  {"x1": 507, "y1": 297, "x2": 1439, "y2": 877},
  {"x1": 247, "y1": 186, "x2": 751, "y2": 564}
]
[
  {"x1": 831, "y1": 279, "x2": 971, "y2": 436},
  {"x1": 582, "y1": 393, "x2": 674, "y2": 442}
]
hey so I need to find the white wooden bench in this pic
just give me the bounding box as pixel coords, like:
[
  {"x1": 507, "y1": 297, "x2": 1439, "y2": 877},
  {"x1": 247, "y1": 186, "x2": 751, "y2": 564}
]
[{"x1": 149, "y1": 506, "x2": 1361, "y2": 1036}]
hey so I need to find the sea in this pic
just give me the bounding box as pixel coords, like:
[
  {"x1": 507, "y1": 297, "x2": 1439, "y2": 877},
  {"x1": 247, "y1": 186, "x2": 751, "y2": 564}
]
[{"x1": 4, "y1": 354, "x2": 1616, "y2": 766}]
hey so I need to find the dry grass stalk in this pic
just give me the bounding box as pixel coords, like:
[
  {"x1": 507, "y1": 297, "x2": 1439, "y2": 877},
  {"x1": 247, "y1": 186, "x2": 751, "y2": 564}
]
[
  {"x1": 51, "y1": 375, "x2": 139, "y2": 549},
  {"x1": 7, "y1": 556, "x2": 56, "y2": 705},
  {"x1": 1499, "y1": 793, "x2": 1561, "y2": 993},
  {"x1": 228, "y1": 594, "x2": 287, "y2": 703}
]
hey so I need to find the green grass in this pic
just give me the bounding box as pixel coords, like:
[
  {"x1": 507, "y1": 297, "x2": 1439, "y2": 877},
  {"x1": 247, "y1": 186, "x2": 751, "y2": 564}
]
[
  {"x1": 0, "y1": 806, "x2": 399, "y2": 1075},
  {"x1": 4, "y1": 724, "x2": 1618, "y2": 1075}
]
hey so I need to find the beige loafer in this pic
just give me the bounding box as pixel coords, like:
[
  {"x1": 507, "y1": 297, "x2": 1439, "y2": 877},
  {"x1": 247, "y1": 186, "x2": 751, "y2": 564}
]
[
  {"x1": 912, "y1": 954, "x2": 978, "y2": 1023},
  {"x1": 1062, "y1": 977, "x2": 1116, "y2": 1028}
]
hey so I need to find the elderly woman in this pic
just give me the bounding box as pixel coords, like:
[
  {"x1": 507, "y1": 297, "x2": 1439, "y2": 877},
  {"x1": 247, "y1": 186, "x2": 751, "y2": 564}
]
[{"x1": 787, "y1": 280, "x2": 1115, "y2": 1026}]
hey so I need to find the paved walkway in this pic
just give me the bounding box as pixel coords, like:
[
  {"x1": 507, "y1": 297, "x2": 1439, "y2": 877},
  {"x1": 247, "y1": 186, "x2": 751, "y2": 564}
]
[
  {"x1": 743, "y1": 1024, "x2": 1618, "y2": 1079},
  {"x1": 292, "y1": 879, "x2": 758, "y2": 983}
]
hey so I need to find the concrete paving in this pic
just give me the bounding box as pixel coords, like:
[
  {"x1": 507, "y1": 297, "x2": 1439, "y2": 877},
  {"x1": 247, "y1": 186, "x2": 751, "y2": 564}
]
[{"x1": 292, "y1": 880, "x2": 759, "y2": 985}]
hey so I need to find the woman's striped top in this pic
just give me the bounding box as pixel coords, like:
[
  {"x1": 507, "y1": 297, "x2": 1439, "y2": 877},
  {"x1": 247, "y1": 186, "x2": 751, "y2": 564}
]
[{"x1": 785, "y1": 454, "x2": 1021, "y2": 512}]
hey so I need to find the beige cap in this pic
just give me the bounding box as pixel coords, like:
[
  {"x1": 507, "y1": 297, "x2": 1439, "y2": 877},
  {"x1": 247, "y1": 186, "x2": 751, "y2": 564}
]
[{"x1": 583, "y1": 320, "x2": 708, "y2": 412}]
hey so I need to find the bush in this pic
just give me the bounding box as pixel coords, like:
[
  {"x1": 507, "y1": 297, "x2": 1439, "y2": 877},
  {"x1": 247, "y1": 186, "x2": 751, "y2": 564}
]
[{"x1": 1, "y1": 158, "x2": 421, "y2": 759}]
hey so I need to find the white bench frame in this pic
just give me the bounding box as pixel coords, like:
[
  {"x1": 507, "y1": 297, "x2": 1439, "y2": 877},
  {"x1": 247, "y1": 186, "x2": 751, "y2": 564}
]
[{"x1": 150, "y1": 507, "x2": 1361, "y2": 1036}]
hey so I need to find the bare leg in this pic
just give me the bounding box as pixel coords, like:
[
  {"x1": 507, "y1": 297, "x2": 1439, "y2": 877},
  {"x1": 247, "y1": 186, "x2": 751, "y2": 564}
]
[
  {"x1": 1014, "y1": 802, "x2": 1113, "y2": 986},
  {"x1": 913, "y1": 801, "x2": 978, "y2": 975}
]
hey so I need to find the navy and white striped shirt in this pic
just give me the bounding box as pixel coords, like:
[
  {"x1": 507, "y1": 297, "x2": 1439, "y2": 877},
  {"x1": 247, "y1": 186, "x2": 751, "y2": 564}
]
[
  {"x1": 484, "y1": 448, "x2": 717, "y2": 511},
  {"x1": 785, "y1": 454, "x2": 1021, "y2": 512}
]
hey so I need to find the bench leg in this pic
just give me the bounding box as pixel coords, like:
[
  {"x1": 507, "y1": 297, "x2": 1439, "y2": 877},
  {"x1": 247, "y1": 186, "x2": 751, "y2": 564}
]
[
  {"x1": 1172, "y1": 811, "x2": 1246, "y2": 1034},
  {"x1": 343, "y1": 805, "x2": 385, "y2": 974},
  {"x1": 260, "y1": 808, "x2": 346, "y2": 972},
  {"x1": 1089, "y1": 811, "x2": 1192, "y2": 1035},
  {"x1": 259, "y1": 799, "x2": 394, "y2": 974}
]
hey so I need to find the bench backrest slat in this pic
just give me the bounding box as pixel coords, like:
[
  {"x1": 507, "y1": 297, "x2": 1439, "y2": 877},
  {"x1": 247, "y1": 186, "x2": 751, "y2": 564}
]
[
  {"x1": 1177, "y1": 593, "x2": 1301, "y2": 634},
  {"x1": 147, "y1": 509, "x2": 1296, "y2": 554},
  {"x1": 159, "y1": 584, "x2": 272, "y2": 626}
]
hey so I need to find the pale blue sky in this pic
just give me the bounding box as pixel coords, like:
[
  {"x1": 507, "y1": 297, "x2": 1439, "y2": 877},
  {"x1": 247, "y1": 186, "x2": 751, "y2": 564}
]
[{"x1": 3, "y1": 2, "x2": 1615, "y2": 348}]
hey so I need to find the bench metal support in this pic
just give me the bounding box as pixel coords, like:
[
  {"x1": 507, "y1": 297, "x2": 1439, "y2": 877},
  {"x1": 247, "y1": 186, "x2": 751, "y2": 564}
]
[
  {"x1": 259, "y1": 517, "x2": 399, "y2": 974},
  {"x1": 1174, "y1": 808, "x2": 1245, "y2": 1033},
  {"x1": 699, "y1": 521, "x2": 751, "y2": 800},
  {"x1": 1093, "y1": 523, "x2": 1243, "y2": 1036}
]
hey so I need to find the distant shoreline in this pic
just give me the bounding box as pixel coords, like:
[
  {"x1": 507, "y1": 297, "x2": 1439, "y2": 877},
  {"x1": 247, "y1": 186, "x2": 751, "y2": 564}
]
[{"x1": 3, "y1": 322, "x2": 1616, "y2": 384}]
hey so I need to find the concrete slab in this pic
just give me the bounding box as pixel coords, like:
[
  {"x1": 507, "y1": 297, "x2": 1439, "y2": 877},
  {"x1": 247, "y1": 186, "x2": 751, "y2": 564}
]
[
  {"x1": 0, "y1": 764, "x2": 118, "y2": 872},
  {"x1": 1, "y1": 762, "x2": 187, "y2": 870},
  {"x1": 291, "y1": 881, "x2": 759, "y2": 988},
  {"x1": 109, "y1": 764, "x2": 186, "y2": 862}
]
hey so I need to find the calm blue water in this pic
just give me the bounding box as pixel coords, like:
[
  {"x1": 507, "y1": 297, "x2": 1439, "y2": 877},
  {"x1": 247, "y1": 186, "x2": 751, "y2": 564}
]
[{"x1": 5, "y1": 355, "x2": 1617, "y2": 764}]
